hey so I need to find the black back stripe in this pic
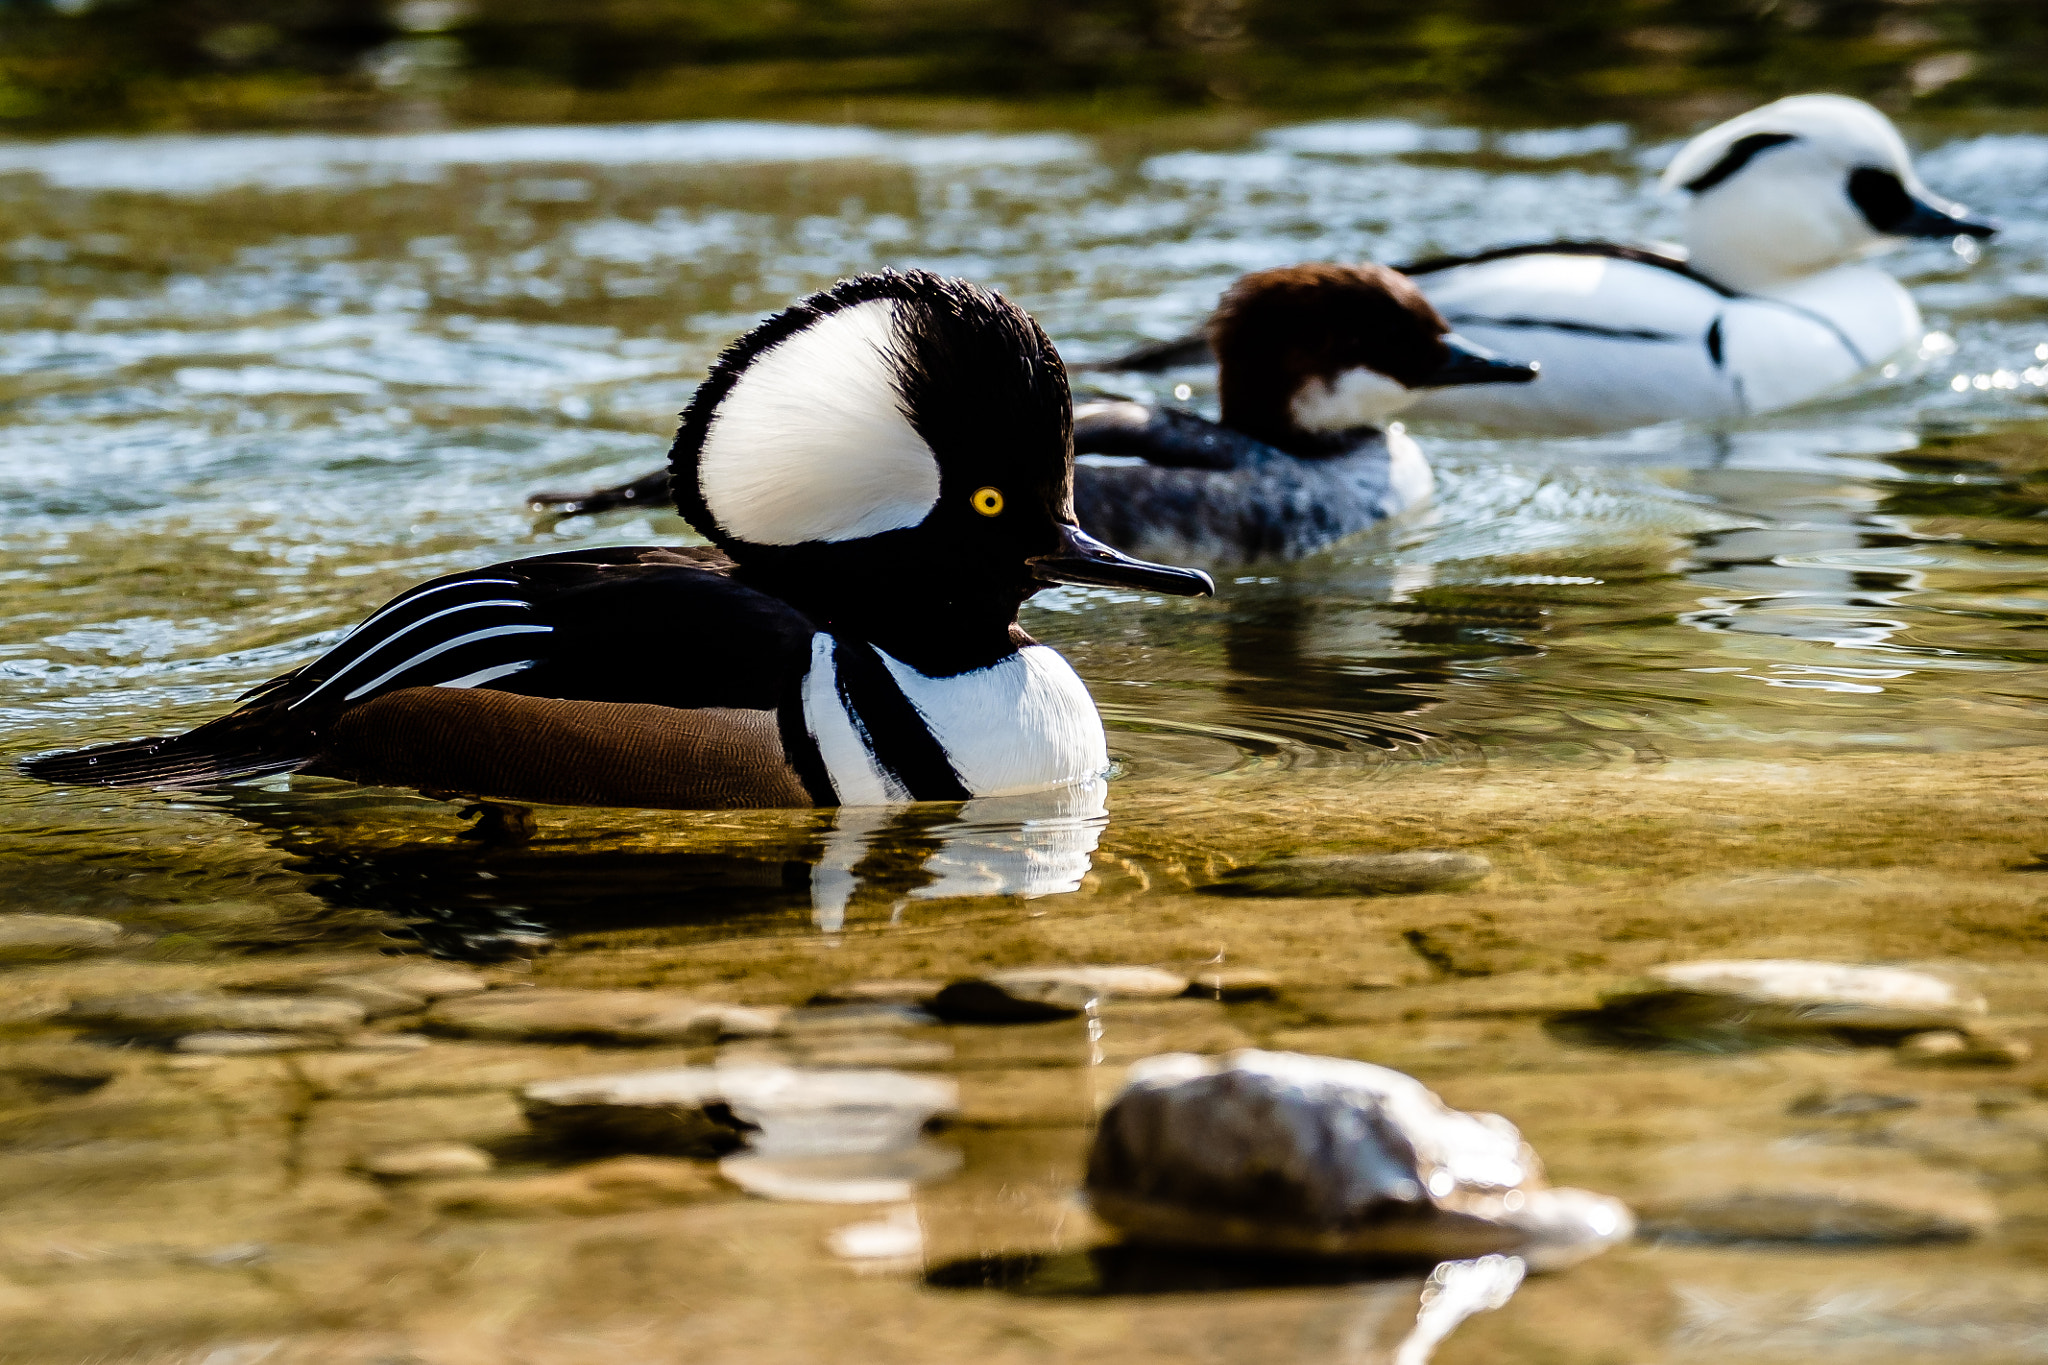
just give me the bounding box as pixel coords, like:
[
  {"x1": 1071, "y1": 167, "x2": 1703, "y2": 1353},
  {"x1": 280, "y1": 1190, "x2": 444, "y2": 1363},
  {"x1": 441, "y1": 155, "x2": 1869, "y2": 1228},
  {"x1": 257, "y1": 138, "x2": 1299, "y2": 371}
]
[
  {"x1": 1400, "y1": 240, "x2": 1741, "y2": 299},
  {"x1": 831, "y1": 638, "x2": 971, "y2": 802},
  {"x1": 1681, "y1": 132, "x2": 1797, "y2": 194},
  {"x1": 1445, "y1": 313, "x2": 1684, "y2": 343}
]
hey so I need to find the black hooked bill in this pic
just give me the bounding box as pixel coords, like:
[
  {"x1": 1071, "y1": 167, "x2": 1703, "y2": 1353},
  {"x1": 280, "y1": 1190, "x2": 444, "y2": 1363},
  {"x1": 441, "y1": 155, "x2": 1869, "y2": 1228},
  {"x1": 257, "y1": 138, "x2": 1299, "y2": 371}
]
[
  {"x1": 1030, "y1": 523, "x2": 1216, "y2": 596},
  {"x1": 1895, "y1": 190, "x2": 1998, "y2": 239},
  {"x1": 1418, "y1": 334, "x2": 1541, "y2": 388}
]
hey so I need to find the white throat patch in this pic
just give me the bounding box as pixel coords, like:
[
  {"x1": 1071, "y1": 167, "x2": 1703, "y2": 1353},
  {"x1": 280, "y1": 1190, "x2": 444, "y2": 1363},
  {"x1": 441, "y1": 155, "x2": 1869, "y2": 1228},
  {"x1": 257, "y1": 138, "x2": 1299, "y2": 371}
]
[
  {"x1": 1289, "y1": 366, "x2": 1417, "y2": 431},
  {"x1": 697, "y1": 298, "x2": 942, "y2": 546}
]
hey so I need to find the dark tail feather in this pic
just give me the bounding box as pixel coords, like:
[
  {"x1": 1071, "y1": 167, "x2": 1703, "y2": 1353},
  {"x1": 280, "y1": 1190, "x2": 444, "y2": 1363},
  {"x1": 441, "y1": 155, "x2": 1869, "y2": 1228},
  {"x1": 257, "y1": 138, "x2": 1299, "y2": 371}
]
[
  {"x1": 527, "y1": 469, "x2": 670, "y2": 518},
  {"x1": 21, "y1": 711, "x2": 313, "y2": 789},
  {"x1": 1078, "y1": 332, "x2": 1214, "y2": 374}
]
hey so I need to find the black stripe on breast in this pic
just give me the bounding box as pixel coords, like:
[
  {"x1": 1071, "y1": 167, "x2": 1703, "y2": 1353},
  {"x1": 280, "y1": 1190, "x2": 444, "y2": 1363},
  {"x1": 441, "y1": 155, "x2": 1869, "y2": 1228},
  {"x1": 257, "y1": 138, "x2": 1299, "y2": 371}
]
[
  {"x1": 778, "y1": 671, "x2": 839, "y2": 807},
  {"x1": 831, "y1": 639, "x2": 971, "y2": 803}
]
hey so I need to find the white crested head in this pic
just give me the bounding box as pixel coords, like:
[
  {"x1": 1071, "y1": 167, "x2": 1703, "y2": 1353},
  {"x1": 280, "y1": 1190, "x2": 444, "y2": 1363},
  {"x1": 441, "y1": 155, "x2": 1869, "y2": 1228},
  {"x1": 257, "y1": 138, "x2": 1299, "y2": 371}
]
[
  {"x1": 695, "y1": 298, "x2": 940, "y2": 546},
  {"x1": 1289, "y1": 366, "x2": 1420, "y2": 431},
  {"x1": 1661, "y1": 94, "x2": 1987, "y2": 294}
]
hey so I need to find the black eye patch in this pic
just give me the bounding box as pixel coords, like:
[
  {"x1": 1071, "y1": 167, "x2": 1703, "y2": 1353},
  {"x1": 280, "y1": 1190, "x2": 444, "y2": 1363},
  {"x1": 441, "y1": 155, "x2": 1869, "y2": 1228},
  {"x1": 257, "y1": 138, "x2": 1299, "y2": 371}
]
[
  {"x1": 1682, "y1": 131, "x2": 1798, "y2": 194},
  {"x1": 1847, "y1": 167, "x2": 1916, "y2": 233}
]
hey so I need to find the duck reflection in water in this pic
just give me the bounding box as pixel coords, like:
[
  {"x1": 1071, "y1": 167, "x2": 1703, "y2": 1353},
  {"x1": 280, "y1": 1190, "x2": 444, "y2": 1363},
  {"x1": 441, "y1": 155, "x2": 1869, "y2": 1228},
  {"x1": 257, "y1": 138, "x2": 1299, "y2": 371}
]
[
  {"x1": 925, "y1": 1244, "x2": 1525, "y2": 1364},
  {"x1": 213, "y1": 777, "x2": 1107, "y2": 956}
]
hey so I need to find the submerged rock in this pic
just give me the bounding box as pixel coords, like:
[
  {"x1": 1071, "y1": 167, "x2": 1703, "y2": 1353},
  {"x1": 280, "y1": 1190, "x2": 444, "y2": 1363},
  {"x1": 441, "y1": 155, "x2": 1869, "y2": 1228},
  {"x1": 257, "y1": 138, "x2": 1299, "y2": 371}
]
[
  {"x1": 426, "y1": 1156, "x2": 720, "y2": 1217},
  {"x1": 427, "y1": 989, "x2": 782, "y2": 1045},
  {"x1": 1209, "y1": 851, "x2": 1492, "y2": 897},
  {"x1": 1896, "y1": 1029, "x2": 2032, "y2": 1067},
  {"x1": 1085, "y1": 1050, "x2": 1631, "y2": 1270},
  {"x1": 1787, "y1": 1091, "x2": 1919, "y2": 1118},
  {"x1": 0, "y1": 914, "x2": 128, "y2": 962},
  {"x1": 358, "y1": 1142, "x2": 495, "y2": 1179},
  {"x1": 175, "y1": 1031, "x2": 328, "y2": 1055},
  {"x1": 930, "y1": 966, "x2": 1189, "y2": 1023},
  {"x1": 301, "y1": 963, "x2": 491, "y2": 1018},
  {"x1": 1598, "y1": 960, "x2": 1986, "y2": 1038},
  {"x1": 1639, "y1": 1181, "x2": 1994, "y2": 1244},
  {"x1": 64, "y1": 991, "x2": 366, "y2": 1037}
]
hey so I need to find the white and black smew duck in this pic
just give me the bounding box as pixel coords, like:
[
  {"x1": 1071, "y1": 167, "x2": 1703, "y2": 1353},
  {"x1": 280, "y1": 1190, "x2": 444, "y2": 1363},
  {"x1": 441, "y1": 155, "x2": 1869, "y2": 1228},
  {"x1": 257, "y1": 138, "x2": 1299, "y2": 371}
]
[{"x1": 1104, "y1": 95, "x2": 1996, "y2": 435}]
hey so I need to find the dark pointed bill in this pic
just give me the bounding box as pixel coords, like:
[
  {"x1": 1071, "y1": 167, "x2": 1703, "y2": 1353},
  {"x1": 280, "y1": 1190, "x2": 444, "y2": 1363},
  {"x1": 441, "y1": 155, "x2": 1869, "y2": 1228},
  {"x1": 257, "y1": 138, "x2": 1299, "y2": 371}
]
[
  {"x1": 1892, "y1": 190, "x2": 1998, "y2": 240},
  {"x1": 1030, "y1": 523, "x2": 1215, "y2": 597},
  {"x1": 1417, "y1": 334, "x2": 1540, "y2": 388}
]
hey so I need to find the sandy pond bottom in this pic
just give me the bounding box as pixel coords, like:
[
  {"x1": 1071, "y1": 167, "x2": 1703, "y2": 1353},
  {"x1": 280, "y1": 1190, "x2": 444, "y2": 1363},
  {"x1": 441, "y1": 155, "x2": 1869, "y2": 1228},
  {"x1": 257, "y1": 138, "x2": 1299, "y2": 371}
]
[{"x1": 3, "y1": 747, "x2": 2047, "y2": 1365}]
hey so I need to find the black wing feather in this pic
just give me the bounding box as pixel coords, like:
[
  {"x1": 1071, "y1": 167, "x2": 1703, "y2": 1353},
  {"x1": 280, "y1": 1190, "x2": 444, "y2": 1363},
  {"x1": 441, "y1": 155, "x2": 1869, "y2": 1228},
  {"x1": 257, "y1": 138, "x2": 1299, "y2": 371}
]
[{"x1": 21, "y1": 547, "x2": 818, "y2": 791}]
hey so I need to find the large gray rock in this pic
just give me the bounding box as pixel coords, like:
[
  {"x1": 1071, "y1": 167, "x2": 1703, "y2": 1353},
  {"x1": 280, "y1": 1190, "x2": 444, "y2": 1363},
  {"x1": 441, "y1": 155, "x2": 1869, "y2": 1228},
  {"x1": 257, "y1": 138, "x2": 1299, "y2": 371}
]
[
  {"x1": 1599, "y1": 960, "x2": 1986, "y2": 1037},
  {"x1": 1085, "y1": 1050, "x2": 1631, "y2": 1269},
  {"x1": 0, "y1": 914, "x2": 129, "y2": 962},
  {"x1": 1211, "y1": 852, "x2": 1492, "y2": 897}
]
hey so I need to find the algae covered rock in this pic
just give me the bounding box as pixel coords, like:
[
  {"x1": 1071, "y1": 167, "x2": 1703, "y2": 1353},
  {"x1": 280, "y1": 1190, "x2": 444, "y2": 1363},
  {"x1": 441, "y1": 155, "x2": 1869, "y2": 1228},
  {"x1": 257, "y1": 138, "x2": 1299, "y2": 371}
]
[
  {"x1": 1210, "y1": 851, "x2": 1491, "y2": 897},
  {"x1": 1085, "y1": 1050, "x2": 1631, "y2": 1270}
]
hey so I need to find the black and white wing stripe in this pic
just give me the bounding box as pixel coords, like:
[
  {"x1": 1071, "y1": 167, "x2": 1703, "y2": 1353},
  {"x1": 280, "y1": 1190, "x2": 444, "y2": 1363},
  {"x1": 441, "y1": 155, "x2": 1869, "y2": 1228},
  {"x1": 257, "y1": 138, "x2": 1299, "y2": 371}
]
[{"x1": 285, "y1": 570, "x2": 553, "y2": 711}]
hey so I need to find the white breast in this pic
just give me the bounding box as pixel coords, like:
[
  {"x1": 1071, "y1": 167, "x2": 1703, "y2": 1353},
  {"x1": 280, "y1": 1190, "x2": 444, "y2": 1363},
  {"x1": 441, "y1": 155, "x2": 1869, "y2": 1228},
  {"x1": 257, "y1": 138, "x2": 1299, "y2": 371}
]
[
  {"x1": 799, "y1": 635, "x2": 1110, "y2": 805},
  {"x1": 880, "y1": 645, "x2": 1109, "y2": 797}
]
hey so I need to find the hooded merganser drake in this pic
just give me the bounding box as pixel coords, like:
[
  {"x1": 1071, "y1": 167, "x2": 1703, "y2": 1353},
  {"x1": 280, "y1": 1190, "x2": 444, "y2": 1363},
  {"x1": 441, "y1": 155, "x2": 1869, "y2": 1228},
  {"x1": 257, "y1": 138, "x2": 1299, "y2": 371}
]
[
  {"x1": 532, "y1": 265, "x2": 1536, "y2": 563},
  {"x1": 1105, "y1": 95, "x2": 1996, "y2": 436},
  {"x1": 1070, "y1": 263, "x2": 1534, "y2": 561},
  {"x1": 22, "y1": 272, "x2": 1214, "y2": 811}
]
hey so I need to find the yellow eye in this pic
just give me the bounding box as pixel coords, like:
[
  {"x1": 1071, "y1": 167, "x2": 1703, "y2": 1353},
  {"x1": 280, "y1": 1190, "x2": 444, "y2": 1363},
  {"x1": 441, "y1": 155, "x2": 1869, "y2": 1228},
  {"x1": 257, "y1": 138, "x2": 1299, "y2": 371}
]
[{"x1": 971, "y1": 486, "x2": 1004, "y2": 517}]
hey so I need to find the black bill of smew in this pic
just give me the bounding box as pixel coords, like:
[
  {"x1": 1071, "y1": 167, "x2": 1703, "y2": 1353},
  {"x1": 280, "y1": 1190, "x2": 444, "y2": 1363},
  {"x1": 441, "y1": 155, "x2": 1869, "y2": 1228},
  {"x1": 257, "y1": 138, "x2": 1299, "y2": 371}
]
[
  {"x1": 1417, "y1": 334, "x2": 1540, "y2": 388},
  {"x1": 1031, "y1": 523, "x2": 1215, "y2": 597},
  {"x1": 1848, "y1": 168, "x2": 1998, "y2": 239}
]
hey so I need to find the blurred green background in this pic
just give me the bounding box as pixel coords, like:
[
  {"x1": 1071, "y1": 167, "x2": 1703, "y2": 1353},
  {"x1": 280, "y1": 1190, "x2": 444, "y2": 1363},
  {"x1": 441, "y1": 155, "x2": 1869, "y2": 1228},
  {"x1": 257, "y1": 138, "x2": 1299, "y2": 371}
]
[{"x1": 1, "y1": 0, "x2": 2044, "y2": 136}]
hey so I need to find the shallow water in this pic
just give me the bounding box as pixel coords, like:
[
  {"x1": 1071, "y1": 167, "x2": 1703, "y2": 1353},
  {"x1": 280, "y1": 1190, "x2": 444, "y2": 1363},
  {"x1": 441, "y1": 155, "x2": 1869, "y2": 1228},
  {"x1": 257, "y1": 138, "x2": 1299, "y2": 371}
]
[{"x1": 3, "y1": 115, "x2": 2048, "y2": 1363}]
